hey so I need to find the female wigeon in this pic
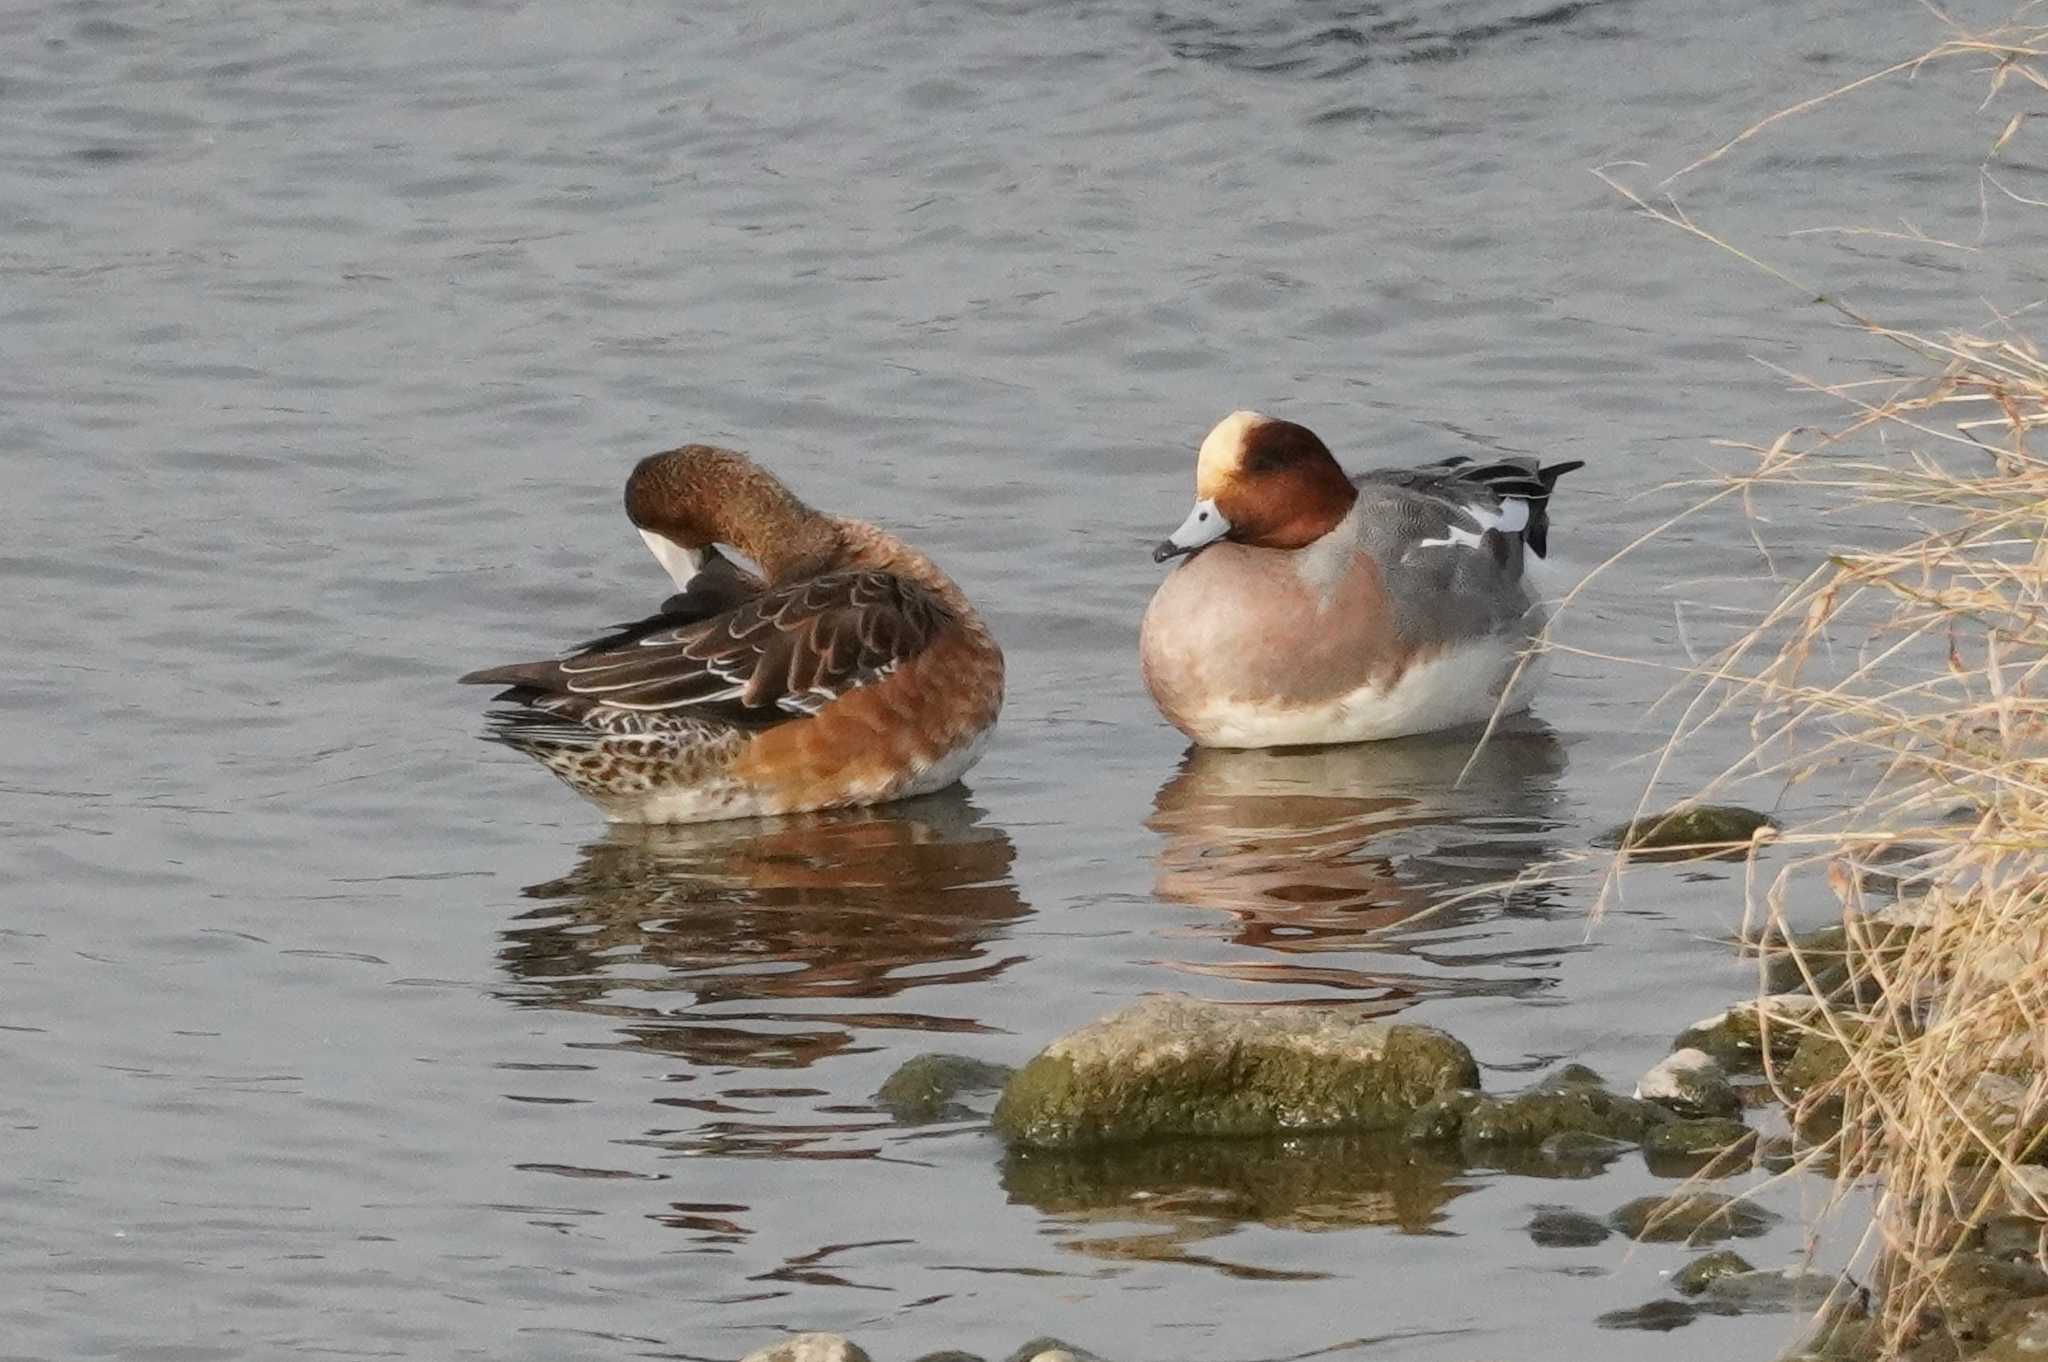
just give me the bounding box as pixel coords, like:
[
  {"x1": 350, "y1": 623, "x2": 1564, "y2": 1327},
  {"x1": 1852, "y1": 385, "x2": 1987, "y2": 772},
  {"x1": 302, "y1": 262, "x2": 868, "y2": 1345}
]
[
  {"x1": 1141, "y1": 410, "x2": 1582, "y2": 748},
  {"x1": 462, "y1": 445, "x2": 1004, "y2": 823}
]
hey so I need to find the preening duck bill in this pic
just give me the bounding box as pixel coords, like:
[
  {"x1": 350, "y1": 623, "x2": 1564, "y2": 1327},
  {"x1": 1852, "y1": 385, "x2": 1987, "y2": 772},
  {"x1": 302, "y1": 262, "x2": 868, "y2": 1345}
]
[{"x1": 1153, "y1": 498, "x2": 1230, "y2": 563}]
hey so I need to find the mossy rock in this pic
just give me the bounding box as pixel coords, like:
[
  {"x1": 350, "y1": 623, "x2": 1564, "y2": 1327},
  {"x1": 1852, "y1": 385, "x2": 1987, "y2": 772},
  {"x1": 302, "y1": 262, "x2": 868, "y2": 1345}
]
[
  {"x1": 1458, "y1": 1086, "x2": 1673, "y2": 1150},
  {"x1": 1978, "y1": 1299, "x2": 2048, "y2": 1362},
  {"x1": 1610, "y1": 1191, "x2": 1777, "y2": 1244},
  {"x1": 1674, "y1": 996, "x2": 1820, "y2": 1072},
  {"x1": 1533, "y1": 1062, "x2": 1608, "y2": 1092},
  {"x1": 1930, "y1": 1251, "x2": 2048, "y2": 1347},
  {"x1": 1404, "y1": 1090, "x2": 1482, "y2": 1144},
  {"x1": 991, "y1": 996, "x2": 1480, "y2": 1150},
  {"x1": 875, "y1": 1053, "x2": 1015, "y2": 1124},
  {"x1": 1702, "y1": 1267, "x2": 1846, "y2": 1312},
  {"x1": 1760, "y1": 922, "x2": 1916, "y2": 1001},
  {"x1": 1636, "y1": 1048, "x2": 1742, "y2": 1119},
  {"x1": 1673, "y1": 1249, "x2": 1754, "y2": 1295},
  {"x1": 1785, "y1": 1021, "x2": 1868, "y2": 1095},
  {"x1": 1594, "y1": 1299, "x2": 1699, "y2": 1331},
  {"x1": 1599, "y1": 804, "x2": 1776, "y2": 860},
  {"x1": 1527, "y1": 1204, "x2": 1612, "y2": 1248},
  {"x1": 1643, "y1": 1117, "x2": 1755, "y2": 1162},
  {"x1": 1537, "y1": 1129, "x2": 1635, "y2": 1174}
]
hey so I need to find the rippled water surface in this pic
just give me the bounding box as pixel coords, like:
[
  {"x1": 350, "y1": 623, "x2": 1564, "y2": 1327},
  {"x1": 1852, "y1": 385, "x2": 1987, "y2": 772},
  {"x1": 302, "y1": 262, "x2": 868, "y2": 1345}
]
[{"x1": 10, "y1": 1, "x2": 2048, "y2": 1358}]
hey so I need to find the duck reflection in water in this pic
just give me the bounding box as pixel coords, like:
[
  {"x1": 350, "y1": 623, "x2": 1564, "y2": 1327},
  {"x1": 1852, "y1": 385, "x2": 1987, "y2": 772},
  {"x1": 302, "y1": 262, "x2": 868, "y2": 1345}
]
[
  {"x1": 1147, "y1": 724, "x2": 1568, "y2": 1001},
  {"x1": 497, "y1": 793, "x2": 1025, "y2": 1071}
]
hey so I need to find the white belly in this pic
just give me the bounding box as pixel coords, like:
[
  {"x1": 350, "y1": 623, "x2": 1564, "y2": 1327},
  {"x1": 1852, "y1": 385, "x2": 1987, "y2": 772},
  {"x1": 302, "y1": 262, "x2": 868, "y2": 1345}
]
[{"x1": 1176, "y1": 635, "x2": 1548, "y2": 749}]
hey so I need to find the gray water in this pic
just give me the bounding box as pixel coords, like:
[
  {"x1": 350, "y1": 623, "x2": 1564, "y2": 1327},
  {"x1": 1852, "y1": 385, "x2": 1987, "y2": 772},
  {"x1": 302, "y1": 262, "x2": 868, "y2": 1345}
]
[{"x1": 9, "y1": 1, "x2": 2047, "y2": 1358}]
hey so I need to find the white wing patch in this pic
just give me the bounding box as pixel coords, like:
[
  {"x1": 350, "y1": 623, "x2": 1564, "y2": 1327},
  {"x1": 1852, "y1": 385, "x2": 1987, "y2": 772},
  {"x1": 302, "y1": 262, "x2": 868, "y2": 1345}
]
[{"x1": 1411, "y1": 496, "x2": 1528, "y2": 553}]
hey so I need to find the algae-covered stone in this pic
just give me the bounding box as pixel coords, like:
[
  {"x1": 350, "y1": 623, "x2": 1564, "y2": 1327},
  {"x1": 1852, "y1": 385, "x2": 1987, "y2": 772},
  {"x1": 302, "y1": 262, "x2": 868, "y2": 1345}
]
[
  {"x1": 1643, "y1": 1117, "x2": 1755, "y2": 1161},
  {"x1": 991, "y1": 995, "x2": 1478, "y2": 1149},
  {"x1": 1636, "y1": 1048, "x2": 1742, "y2": 1119},
  {"x1": 1459, "y1": 1086, "x2": 1672, "y2": 1149},
  {"x1": 1600, "y1": 804, "x2": 1776, "y2": 859},
  {"x1": 1982, "y1": 1215, "x2": 2047, "y2": 1262},
  {"x1": 1702, "y1": 1267, "x2": 1845, "y2": 1312},
  {"x1": 1404, "y1": 1090, "x2": 1481, "y2": 1144},
  {"x1": 1674, "y1": 995, "x2": 1820, "y2": 1071},
  {"x1": 1594, "y1": 1299, "x2": 1698, "y2": 1331},
  {"x1": 1610, "y1": 1191, "x2": 1778, "y2": 1244},
  {"x1": 1785, "y1": 1022, "x2": 1868, "y2": 1095},
  {"x1": 1933, "y1": 1251, "x2": 2048, "y2": 1345},
  {"x1": 1528, "y1": 1204, "x2": 1613, "y2": 1248},
  {"x1": 1538, "y1": 1130, "x2": 1634, "y2": 1173},
  {"x1": 1760, "y1": 922, "x2": 1915, "y2": 1000},
  {"x1": 1533, "y1": 1062, "x2": 1607, "y2": 1092},
  {"x1": 741, "y1": 1335, "x2": 874, "y2": 1362},
  {"x1": 875, "y1": 1053, "x2": 1014, "y2": 1124},
  {"x1": 1673, "y1": 1249, "x2": 1754, "y2": 1295}
]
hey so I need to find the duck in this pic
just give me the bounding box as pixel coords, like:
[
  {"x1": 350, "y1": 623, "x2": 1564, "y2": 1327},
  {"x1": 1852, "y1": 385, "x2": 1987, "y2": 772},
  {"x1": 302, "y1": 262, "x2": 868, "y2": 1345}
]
[
  {"x1": 1140, "y1": 410, "x2": 1582, "y2": 749},
  {"x1": 461, "y1": 444, "x2": 1005, "y2": 824}
]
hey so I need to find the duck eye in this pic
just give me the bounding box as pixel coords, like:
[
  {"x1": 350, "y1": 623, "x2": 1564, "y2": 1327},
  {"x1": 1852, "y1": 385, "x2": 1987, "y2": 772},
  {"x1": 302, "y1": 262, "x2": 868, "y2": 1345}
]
[{"x1": 1198, "y1": 510, "x2": 1209, "y2": 522}]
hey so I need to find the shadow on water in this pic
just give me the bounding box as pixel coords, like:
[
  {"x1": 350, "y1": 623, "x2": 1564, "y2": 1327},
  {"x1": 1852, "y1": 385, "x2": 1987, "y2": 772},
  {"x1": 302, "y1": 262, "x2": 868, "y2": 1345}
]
[
  {"x1": 1145, "y1": 725, "x2": 1572, "y2": 1004},
  {"x1": 495, "y1": 793, "x2": 1027, "y2": 1071},
  {"x1": 1002, "y1": 1131, "x2": 1473, "y2": 1279}
]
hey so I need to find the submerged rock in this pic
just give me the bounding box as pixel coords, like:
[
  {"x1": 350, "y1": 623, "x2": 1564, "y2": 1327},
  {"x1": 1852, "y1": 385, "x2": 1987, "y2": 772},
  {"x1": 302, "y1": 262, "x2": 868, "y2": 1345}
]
[
  {"x1": 991, "y1": 995, "x2": 1478, "y2": 1149},
  {"x1": 740, "y1": 1335, "x2": 874, "y2": 1362},
  {"x1": 1455, "y1": 1086, "x2": 1673, "y2": 1150},
  {"x1": 1642, "y1": 1117, "x2": 1756, "y2": 1164},
  {"x1": 1702, "y1": 1267, "x2": 1846, "y2": 1312},
  {"x1": 1537, "y1": 1129, "x2": 1635, "y2": 1174},
  {"x1": 1595, "y1": 1299, "x2": 1699, "y2": 1331},
  {"x1": 1636, "y1": 1048, "x2": 1742, "y2": 1120},
  {"x1": 1610, "y1": 1192, "x2": 1778, "y2": 1244},
  {"x1": 1672, "y1": 1249, "x2": 1754, "y2": 1295},
  {"x1": 875, "y1": 1053, "x2": 1014, "y2": 1124},
  {"x1": 1527, "y1": 1204, "x2": 1613, "y2": 1248},
  {"x1": 1599, "y1": 804, "x2": 1776, "y2": 859}
]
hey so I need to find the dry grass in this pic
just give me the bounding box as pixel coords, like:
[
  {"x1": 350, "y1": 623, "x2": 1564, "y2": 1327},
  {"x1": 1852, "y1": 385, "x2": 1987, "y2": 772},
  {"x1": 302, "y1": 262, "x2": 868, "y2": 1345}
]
[{"x1": 1599, "y1": 9, "x2": 2048, "y2": 1356}]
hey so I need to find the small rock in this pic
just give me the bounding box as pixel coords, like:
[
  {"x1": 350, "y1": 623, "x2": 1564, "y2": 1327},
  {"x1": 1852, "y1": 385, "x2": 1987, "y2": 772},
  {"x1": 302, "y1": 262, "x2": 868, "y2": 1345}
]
[
  {"x1": 1785, "y1": 1023, "x2": 1866, "y2": 1095},
  {"x1": 1673, "y1": 995, "x2": 1820, "y2": 1071},
  {"x1": 740, "y1": 1335, "x2": 874, "y2": 1362},
  {"x1": 1533, "y1": 1062, "x2": 1608, "y2": 1091},
  {"x1": 1610, "y1": 1192, "x2": 1778, "y2": 1244},
  {"x1": 1000, "y1": 1341, "x2": 1105, "y2": 1362},
  {"x1": 1642, "y1": 1117, "x2": 1755, "y2": 1161},
  {"x1": 1934, "y1": 1251, "x2": 2048, "y2": 1345},
  {"x1": 875, "y1": 1053, "x2": 1014, "y2": 1124},
  {"x1": 1594, "y1": 1299, "x2": 1699, "y2": 1331},
  {"x1": 1760, "y1": 922, "x2": 1913, "y2": 1000},
  {"x1": 1702, "y1": 1267, "x2": 1847, "y2": 1312},
  {"x1": 1459, "y1": 1087, "x2": 1673, "y2": 1149},
  {"x1": 1672, "y1": 1249, "x2": 1754, "y2": 1295},
  {"x1": 1599, "y1": 804, "x2": 1775, "y2": 859},
  {"x1": 1983, "y1": 1215, "x2": 2048, "y2": 1262},
  {"x1": 909, "y1": 1354, "x2": 987, "y2": 1362},
  {"x1": 1756, "y1": 1134, "x2": 1799, "y2": 1173},
  {"x1": 991, "y1": 995, "x2": 1479, "y2": 1149},
  {"x1": 1538, "y1": 1129, "x2": 1634, "y2": 1171},
  {"x1": 1403, "y1": 1090, "x2": 1481, "y2": 1144},
  {"x1": 1527, "y1": 1204, "x2": 1613, "y2": 1248},
  {"x1": 1635, "y1": 1049, "x2": 1742, "y2": 1120}
]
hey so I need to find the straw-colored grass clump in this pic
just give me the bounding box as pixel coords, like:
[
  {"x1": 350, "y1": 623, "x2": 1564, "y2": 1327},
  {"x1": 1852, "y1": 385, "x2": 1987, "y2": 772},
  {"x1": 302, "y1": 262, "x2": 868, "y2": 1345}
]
[{"x1": 1606, "y1": 11, "x2": 2048, "y2": 1356}]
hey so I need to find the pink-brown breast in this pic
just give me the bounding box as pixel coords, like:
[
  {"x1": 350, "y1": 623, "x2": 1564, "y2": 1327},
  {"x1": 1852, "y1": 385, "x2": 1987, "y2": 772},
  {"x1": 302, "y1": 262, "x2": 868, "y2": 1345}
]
[{"x1": 1139, "y1": 541, "x2": 1417, "y2": 736}]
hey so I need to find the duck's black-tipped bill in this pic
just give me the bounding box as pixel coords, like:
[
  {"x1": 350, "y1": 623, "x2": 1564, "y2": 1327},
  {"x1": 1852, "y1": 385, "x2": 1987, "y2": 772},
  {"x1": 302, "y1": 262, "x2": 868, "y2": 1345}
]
[{"x1": 1153, "y1": 538, "x2": 1195, "y2": 564}]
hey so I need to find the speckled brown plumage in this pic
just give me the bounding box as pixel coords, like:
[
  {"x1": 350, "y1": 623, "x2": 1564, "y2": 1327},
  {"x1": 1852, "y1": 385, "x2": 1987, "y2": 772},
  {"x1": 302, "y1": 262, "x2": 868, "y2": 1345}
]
[{"x1": 462, "y1": 445, "x2": 1004, "y2": 823}]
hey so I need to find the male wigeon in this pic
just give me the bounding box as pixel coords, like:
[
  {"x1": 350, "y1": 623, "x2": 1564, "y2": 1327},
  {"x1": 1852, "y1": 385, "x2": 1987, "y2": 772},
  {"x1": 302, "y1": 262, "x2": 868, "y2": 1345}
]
[
  {"x1": 1140, "y1": 410, "x2": 1582, "y2": 748},
  {"x1": 462, "y1": 445, "x2": 1004, "y2": 823}
]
